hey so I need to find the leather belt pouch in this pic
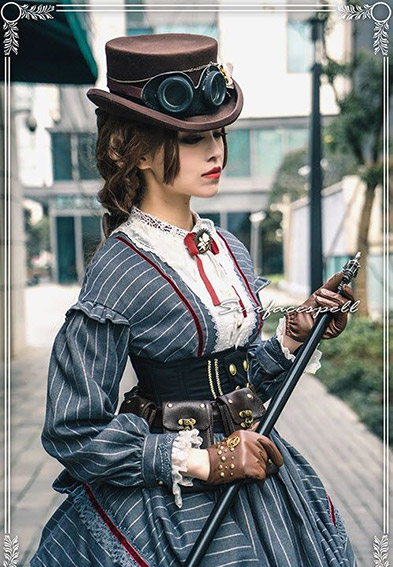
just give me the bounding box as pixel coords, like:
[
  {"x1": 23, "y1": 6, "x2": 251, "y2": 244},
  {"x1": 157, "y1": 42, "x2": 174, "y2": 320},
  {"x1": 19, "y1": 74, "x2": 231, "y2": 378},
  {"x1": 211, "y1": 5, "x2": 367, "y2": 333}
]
[
  {"x1": 119, "y1": 388, "x2": 158, "y2": 427},
  {"x1": 217, "y1": 386, "x2": 266, "y2": 435},
  {"x1": 162, "y1": 400, "x2": 214, "y2": 448}
]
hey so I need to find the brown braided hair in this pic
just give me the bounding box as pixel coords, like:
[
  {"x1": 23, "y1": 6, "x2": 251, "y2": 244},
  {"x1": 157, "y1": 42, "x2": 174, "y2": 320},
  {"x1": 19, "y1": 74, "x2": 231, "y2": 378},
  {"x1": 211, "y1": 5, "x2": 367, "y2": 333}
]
[{"x1": 95, "y1": 110, "x2": 228, "y2": 238}]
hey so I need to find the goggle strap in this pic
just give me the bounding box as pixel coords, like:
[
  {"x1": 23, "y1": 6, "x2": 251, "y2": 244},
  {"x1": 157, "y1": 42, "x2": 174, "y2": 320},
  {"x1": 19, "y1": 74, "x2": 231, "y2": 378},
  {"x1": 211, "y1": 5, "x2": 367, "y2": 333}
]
[{"x1": 107, "y1": 77, "x2": 143, "y2": 100}]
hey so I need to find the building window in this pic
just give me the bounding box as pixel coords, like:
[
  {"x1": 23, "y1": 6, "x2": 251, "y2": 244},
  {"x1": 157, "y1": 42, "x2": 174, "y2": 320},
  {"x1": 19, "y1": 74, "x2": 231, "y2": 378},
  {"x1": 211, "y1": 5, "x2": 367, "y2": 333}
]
[
  {"x1": 52, "y1": 133, "x2": 72, "y2": 181},
  {"x1": 286, "y1": 128, "x2": 308, "y2": 150},
  {"x1": 226, "y1": 130, "x2": 251, "y2": 177},
  {"x1": 155, "y1": 24, "x2": 218, "y2": 38},
  {"x1": 126, "y1": 1, "x2": 218, "y2": 39},
  {"x1": 287, "y1": 20, "x2": 312, "y2": 73},
  {"x1": 203, "y1": 212, "x2": 220, "y2": 226},
  {"x1": 228, "y1": 212, "x2": 251, "y2": 250},
  {"x1": 253, "y1": 129, "x2": 284, "y2": 178},
  {"x1": 78, "y1": 133, "x2": 98, "y2": 180},
  {"x1": 51, "y1": 132, "x2": 99, "y2": 182},
  {"x1": 82, "y1": 216, "x2": 102, "y2": 267},
  {"x1": 56, "y1": 216, "x2": 77, "y2": 283},
  {"x1": 226, "y1": 126, "x2": 308, "y2": 181},
  {"x1": 126, "y1": 0, "x2": 153, "y2": 35}
]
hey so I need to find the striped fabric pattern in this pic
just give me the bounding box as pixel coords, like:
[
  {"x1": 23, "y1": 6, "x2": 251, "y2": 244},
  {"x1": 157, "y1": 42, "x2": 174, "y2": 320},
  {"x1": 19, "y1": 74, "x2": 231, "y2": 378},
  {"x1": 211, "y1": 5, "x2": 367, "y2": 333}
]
[{"x1": 31, "y1": 228, "x2": 357, "y2": 567}]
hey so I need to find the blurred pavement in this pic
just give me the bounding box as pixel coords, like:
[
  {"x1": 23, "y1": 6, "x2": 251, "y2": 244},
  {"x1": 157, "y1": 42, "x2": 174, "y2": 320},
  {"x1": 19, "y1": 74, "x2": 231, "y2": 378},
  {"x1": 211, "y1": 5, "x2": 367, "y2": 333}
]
[{"x1": 2, "y1": 283, "x2": 390, "y2": 566}]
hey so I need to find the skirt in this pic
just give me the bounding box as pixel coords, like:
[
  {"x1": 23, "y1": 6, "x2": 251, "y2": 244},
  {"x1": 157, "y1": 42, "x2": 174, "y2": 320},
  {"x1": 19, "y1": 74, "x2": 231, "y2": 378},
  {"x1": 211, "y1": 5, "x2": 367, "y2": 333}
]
[{"x1": 30, "y1": 429, "x2": 357, "y2": 567}]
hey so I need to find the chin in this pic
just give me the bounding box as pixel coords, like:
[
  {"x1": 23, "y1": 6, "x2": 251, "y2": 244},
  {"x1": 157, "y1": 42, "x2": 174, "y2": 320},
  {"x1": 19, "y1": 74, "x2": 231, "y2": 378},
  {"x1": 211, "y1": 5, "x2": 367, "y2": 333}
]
[{"x1": 196, "y1": 185, "x2": 220, "y2": 199}]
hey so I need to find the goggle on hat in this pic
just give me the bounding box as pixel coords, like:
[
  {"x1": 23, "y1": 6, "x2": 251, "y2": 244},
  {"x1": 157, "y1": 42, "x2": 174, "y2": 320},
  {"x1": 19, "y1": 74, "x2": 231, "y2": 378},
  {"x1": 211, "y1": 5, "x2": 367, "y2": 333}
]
[{"x1": 87, "y1": 33, "x2": 243, "y2": 132}]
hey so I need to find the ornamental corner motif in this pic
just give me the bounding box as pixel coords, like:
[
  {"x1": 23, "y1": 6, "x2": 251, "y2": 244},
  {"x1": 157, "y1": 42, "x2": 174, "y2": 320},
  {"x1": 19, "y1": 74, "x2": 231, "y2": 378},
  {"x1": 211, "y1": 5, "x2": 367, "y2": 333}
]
[
  {"x1": 1, "y1": 2, "x2": 54, "y2": 56},
  {"x1": 373, "y1": 534, "x2": 389, "y2": 567},
  {"x1": 338, "y1": 1, "x2": 391, "y2": 56},
  {"x1": 3, "y1": 534, "x2": 19, "y2": 567}
]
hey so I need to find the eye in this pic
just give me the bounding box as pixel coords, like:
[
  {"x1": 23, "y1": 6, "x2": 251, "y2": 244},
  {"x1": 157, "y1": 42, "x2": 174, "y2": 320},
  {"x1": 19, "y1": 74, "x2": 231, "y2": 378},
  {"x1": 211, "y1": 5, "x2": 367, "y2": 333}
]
[
  {"x1": 180, "y1": 135, "x2": 204, "y2": 145},
  {"x1": 214, "y1": 131, "x2": 227, "y2": 139}
]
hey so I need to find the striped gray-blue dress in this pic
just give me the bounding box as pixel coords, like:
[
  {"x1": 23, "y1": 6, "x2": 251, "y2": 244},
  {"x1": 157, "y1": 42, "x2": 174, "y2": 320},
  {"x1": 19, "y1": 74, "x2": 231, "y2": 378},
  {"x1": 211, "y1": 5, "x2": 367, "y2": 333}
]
[{"x1": 31, "y1": 211, "x2": 357, "y2": 567}]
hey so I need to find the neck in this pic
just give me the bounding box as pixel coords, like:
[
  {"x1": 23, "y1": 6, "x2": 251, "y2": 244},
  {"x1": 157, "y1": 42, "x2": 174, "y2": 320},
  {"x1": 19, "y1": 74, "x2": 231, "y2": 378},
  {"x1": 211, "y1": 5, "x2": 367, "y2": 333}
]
[{"x1": 139, "y1": 195, "x2": 195, "y2": 232}]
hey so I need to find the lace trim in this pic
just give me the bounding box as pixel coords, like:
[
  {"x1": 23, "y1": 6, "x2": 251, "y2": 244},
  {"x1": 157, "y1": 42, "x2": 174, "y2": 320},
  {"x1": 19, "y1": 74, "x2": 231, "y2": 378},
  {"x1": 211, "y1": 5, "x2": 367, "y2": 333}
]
[
  {"x1": 128, "y1": 206, "x2": 212, "y2": 238},
  {"x1": 171, "y1": 429, "x2": 203, "y2": 508},
  {"x1": 276, "y1": 317, "x2": 322, "y2": 374},
  {"x1": 72, "y1": 485, "x2": 147, "y2": 567}
]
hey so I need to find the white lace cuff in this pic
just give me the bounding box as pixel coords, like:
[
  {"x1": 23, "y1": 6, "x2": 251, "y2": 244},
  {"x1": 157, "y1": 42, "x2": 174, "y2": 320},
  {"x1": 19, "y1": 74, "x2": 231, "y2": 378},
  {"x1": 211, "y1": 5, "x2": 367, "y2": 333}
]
[
  {"x1": 276, "y1": 317, "x2": 322, "y2": 374},
  {"x1": 171, "y1": 428, "x2": 203, "y2": 508}
]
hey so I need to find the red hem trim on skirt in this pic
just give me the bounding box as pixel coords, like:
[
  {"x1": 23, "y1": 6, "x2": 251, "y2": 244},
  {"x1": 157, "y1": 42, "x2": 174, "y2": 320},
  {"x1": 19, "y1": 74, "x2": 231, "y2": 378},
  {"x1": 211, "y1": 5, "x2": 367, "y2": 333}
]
[{"x1": 84, "y1": 483, "x2": 150, "y2": 567}]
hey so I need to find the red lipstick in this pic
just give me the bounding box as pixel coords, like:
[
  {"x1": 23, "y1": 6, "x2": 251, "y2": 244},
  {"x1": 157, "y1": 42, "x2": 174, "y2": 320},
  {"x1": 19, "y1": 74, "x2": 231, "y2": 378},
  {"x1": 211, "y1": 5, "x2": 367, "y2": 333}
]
[{"x1": 202, "y1": 166, "x2": 221, "y2": 179}]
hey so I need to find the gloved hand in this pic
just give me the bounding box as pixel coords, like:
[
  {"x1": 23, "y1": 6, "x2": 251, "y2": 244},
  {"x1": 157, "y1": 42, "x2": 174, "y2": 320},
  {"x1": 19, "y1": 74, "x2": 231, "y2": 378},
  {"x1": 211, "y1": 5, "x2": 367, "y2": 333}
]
[
  {"x1": 285, "y1": 272, "x2": 355, "y2": 343},
  {"x1": 205, "y1": 429, "x2": 283, "y2": 486}
]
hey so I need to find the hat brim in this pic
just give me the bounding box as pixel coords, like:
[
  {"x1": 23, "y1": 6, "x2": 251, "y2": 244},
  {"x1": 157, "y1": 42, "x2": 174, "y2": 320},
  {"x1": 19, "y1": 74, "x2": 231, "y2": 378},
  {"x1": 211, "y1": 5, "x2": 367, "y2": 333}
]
[{"x1": 86, "y1": 80, "x2": 243, "y2": 132}]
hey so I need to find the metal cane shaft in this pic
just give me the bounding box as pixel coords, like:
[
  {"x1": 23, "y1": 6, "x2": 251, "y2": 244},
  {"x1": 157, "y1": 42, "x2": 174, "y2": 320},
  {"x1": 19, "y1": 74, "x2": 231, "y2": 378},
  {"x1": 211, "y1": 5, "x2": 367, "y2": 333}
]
[
  {"x1": 186, "y1": 314, "x2": 331, "y2": 567},
  {"x1": 185, "y1": 254, "x2": 360, "y2": 567}
]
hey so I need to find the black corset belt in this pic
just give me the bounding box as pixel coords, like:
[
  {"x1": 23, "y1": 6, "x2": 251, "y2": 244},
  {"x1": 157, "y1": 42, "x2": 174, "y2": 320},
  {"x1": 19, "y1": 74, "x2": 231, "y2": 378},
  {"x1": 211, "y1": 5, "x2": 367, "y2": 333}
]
[
  {"x1": 119, "y1": 347, "x2": 266, "y2": 447},
  {"x1": 130, "y1": 346, "x2": 250, "y2": 404}
]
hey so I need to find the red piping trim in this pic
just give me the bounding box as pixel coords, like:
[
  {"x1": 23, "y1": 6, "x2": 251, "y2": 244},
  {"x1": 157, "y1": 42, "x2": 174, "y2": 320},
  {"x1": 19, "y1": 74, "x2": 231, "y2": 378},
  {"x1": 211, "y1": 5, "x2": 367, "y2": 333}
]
[
  {"x1": 217, "y1": 232, "x2": 264, "y2": 341},
  {"x1": 232, "y1": 286, "x2": 247, "y2": 318},
  {"x1": 116, "y1": 235, "x2": 204, "y2": 357},
  {"x1": 327, "y1": 493, "x2": 337, "y2": 526},
  {"x1": 195, "y1": 255, "x2": 221, "y2": 306},
  {"x1": 84, "y1": 483, "x2": 150, "y2": 567}
]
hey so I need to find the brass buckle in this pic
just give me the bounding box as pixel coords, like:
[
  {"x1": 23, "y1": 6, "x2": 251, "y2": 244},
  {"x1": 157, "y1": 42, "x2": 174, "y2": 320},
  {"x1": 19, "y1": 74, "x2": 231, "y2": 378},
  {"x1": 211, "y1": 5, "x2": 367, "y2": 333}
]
[
  {"x1": 177, "y1": 417, "x2": 196, "y2": 430},
  {"x1": 239, "y1": 409, "x2": 254, "y2": 429},
  {"x1": 226, "y1": 436, "x2": 240, "y2": 449}
]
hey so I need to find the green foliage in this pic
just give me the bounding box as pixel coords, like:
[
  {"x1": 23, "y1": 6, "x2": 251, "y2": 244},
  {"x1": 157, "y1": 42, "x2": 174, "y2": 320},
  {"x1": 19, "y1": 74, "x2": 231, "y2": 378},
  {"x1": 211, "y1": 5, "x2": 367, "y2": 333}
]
[
  {"x1": 319, "y1": 317, "x2": 392, "y2": 442},
  {"x1": 269, "y1": 148, "x2": 308, "y2": 204},
  {"x1": 269, "y1": 140, "x2": 358, "y2": 205},
  {"x1": 270, "y1": 50, "x2": 392, "y2": 205},
  {"x1": 323, "y1": 50, "x2": 392, "y2": 169},
  {"x1": 261, "y1": 210, "x2": 284, "y2": 274}
]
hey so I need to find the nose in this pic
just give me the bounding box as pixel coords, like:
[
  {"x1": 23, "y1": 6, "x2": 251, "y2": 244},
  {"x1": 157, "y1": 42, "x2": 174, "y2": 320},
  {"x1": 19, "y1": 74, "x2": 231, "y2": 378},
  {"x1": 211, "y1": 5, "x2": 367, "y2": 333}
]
[{"x1": 207, "y1": 132, "x2": 224, "y2": 163}]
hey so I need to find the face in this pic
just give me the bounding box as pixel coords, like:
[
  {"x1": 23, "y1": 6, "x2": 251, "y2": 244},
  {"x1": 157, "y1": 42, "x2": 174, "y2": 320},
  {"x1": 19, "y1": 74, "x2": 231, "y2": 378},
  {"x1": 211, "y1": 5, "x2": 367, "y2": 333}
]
[{"x1": 139, "y1": 129, "x2": 226, "y2": 201}]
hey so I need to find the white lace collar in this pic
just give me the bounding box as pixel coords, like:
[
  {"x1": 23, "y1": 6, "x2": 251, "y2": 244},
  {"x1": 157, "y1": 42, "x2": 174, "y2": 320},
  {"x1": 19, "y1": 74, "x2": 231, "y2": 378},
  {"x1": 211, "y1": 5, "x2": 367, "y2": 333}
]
[{"x1": 127, "y1": 206, "x2": 215, "y2": 239}]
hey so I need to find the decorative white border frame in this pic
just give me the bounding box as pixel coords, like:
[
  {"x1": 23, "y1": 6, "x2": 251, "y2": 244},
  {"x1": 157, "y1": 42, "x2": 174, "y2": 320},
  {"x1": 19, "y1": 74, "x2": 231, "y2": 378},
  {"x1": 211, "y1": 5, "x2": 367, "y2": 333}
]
[{"x1": 1, "y1": 2, "x2": 390, "y2": 566}]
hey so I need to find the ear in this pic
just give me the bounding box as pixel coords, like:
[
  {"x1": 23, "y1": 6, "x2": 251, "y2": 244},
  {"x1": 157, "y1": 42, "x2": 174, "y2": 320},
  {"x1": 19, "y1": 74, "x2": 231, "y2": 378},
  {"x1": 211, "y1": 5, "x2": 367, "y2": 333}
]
[{"x1": 137, "y1": 154, "x2": 153, "y2": 171}]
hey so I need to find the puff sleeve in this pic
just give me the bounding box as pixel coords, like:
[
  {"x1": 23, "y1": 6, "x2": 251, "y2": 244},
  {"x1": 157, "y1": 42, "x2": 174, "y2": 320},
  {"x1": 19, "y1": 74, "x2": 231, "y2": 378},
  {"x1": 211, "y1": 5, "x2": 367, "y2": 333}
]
[{"x1": 42, "y1": 302, "x2": 177, "y2": 489}]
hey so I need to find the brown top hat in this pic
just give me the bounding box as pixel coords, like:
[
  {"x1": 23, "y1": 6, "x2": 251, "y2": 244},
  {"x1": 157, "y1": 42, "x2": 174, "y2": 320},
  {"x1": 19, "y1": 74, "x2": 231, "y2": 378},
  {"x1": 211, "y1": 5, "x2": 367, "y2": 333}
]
[{"x1": 86, "y1": 34, "x2": 243, "y2": 132}]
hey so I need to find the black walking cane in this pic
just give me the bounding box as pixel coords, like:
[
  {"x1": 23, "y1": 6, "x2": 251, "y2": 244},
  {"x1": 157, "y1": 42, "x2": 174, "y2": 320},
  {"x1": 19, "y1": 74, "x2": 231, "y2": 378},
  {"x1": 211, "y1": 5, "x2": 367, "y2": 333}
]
[{"x1": 185, "y1": 253, "x2": 361, "y2": 567}]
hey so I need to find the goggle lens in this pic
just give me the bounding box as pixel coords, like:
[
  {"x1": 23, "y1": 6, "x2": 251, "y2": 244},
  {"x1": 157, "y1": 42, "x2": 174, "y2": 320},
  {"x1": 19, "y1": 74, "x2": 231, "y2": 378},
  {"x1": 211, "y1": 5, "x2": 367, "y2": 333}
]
[
  {"x1": 204, "y1": 70, "x2": 227, "y2": 107},
  {"x1": 142, "y1": 64, "x2": 230, "y2": 117},
  {"x1": 157, "y1": 76, "x2": 194, "y2": 114}
]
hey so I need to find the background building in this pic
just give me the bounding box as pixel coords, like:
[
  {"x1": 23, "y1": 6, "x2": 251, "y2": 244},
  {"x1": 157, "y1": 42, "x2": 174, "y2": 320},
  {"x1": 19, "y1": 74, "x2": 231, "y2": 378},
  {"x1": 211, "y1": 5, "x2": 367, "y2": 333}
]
[{"x1": 19, "y1": 0, "x2": 351, "y2": 286}]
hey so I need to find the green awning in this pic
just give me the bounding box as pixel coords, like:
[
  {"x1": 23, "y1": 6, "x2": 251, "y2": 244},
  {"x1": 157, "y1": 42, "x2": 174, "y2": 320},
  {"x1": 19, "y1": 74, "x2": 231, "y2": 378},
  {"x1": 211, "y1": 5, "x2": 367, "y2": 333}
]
[{"x1": 1, "y1": 0, "x2": 98, "y2": 85}]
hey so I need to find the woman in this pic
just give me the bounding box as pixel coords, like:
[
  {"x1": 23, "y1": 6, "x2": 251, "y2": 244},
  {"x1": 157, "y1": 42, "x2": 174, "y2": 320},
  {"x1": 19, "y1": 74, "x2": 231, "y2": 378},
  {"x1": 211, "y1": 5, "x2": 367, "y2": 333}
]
[{"x1": 32, "y1": 34, "x2": 357, "y2": 566}]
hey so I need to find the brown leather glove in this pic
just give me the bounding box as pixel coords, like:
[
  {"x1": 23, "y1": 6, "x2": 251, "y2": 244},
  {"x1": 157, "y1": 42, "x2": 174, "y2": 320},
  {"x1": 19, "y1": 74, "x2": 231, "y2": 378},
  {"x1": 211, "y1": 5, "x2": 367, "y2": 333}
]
[
  {"x1": 205, "y1": 429, "x2": 283, "y2": 486},
  {"x1": 285, "y1": 272, "x2": 355, "y2": 343}
]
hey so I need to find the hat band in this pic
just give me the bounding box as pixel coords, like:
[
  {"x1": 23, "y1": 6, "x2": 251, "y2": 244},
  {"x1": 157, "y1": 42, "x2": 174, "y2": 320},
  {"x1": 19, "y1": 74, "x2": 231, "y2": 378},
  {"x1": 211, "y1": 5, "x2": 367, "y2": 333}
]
[{"x1": 107, "y1": 77, "x2": 143, "y2": 100}]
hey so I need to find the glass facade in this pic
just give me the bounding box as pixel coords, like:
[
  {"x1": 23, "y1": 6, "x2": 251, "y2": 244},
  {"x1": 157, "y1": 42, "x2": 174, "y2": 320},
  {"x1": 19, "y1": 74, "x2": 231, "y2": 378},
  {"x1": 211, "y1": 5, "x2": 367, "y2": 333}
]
[
  {"x1": 52, "y1": 133, "x2": 72, "y2": 181},
  {"x1": 51, "y1": 132, "x2": 99, "y2": 182},
  {"x1": 226, "y1": 126, "x2": 308, "y2": 180},
  {"x1": 56, "y1": 216, "x2": 77, "y2": 283},
  {"x1": 226, "y1": 130, "x2": 251, "y2": 177},
  {"x1": 82, "y1": 216, "x2": 102, "y2": 267},
  {"x1": 254, "y1": 129, "x2": 283, "y2": 178},
  {"x1": 78, "y1": 133, "x2": 98, "y2": 180},
  {"x1": 228, "y1": 212, "x2": 251, "y2": 251},
  {"x1": 203, "y1": 212, "x2": 220, "y2": 227},
  {"x1": 287, "y1": 20, "x2": 312, "y2": 73}
]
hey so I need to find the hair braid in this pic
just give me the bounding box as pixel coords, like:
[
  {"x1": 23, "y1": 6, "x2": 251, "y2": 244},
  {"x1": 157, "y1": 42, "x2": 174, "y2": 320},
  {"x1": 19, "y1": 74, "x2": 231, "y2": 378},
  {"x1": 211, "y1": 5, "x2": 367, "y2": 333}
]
[{"x1": 95, "y1": 111, "x2": 179, "y2": 237}]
